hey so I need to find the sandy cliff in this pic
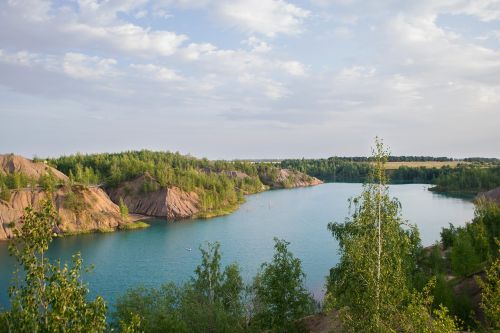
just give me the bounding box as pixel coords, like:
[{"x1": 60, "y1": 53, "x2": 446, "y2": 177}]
[
  {"x1": 107, "y1": 173, "x2": 200, "y2": 220},
  {"x1": 0, "y1": 185, "x2": 126, "y2": 240}
]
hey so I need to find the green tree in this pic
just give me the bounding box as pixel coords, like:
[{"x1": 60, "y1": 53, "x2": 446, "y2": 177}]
[
  {"x1": 113, "y1": 283, "x2": 188, "y2": 333},
  {"x1": 252, "y1": 238, "x2": 315, "y2": 333},
  {"x1": 119, "y1": 197, "x2": 129, "y2": 221},
  {"x1": 183, "y1": 242, "x2": 245, "y2": 333},
  {"x1": 1, "y1": 199, "x2": 107, "y2": 333},
  {"x1": 450, "y1": 230, "x2": 481, "y2": 276},
  {"x1": 326, "y1": 138, "x2": 457, "y2": 332}
]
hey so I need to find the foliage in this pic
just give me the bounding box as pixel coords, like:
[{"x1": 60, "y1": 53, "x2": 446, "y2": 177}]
[
  {"x1": 440, "y1": 224, "x2": 457, "y2": 250},
  {"x1": 400, "y1": 278, "x2": 460, "y2": 333},
  {"x1": 113, "y1": 242, "x2": 245, "y2": 333},
  {"x1": 119, "y1": 197, "x2": 129, "y2": 221},
  {"x1": 63, "y1": 188, "x2": 88, "y2": 215},
  {"x1": 441, "y1": 198, "x2": 500, "y2": 277},
  {"x1": 280, "y1": 158, "x2": 372, "y2": 183},
  {"x1": 414, "y1": 197, "x2": 500, "y2": 329},
  {"x1": 252, "y1": 238, "x2": 315, "y2": 333},
  {"x1": 113, "y1": 284, "x2": 189, "y2": 333},
  {"x1": 450, "y1": 229, "x2": 482, "y2": 276},
  {"x1": 39, "y1": 170, "x2": 58, "y2": 192},
  {"x1": 1, "y1": 199, "x2": 107, "y2": 333},
  {"x1": 0, "y1": 186, "x2": 11, "y2": 202},
  {"x1": 0, "y1": 172, "x2": 37, "y2": 190},
  {"x1": 476, "y1": 245, "x2": 500, "y2": 331}
]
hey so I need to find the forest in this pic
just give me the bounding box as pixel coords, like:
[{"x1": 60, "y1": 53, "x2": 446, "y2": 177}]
[{"x1": 280, "y1": 157, "x2": 500, "y2": 193}]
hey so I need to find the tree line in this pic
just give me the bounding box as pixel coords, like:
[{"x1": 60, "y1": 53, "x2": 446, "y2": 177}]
[
  {"x1": 431, "y1": 166, "x2": 500, "y2": 193},
  {"x1": 280, "y1": 158, "x2": 500, "y2": 193}
]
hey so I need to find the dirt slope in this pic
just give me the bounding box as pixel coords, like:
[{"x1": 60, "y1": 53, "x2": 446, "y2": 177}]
[
  {"x1": 0, "y1": 185, "x2": 126, "y2": 240},
  {"x1": 0, "y1": 154, "x2": 68, "y2": 181}
]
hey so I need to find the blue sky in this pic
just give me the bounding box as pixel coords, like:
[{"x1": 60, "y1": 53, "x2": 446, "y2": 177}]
[{"x1": 1, "y1": 0, "x2": 500, "y2": 159}]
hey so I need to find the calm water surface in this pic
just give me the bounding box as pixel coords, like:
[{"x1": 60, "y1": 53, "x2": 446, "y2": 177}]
[{"x1": 0, "y1": 183, "x2": 474, "y2": 309}]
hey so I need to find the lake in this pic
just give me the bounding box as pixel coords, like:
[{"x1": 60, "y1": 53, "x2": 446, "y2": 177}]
[{"x1": 0, "y1": 183, "x2": 474, "y2": 310}]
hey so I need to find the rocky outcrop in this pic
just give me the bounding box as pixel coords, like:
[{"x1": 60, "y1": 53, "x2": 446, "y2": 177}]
[
  {"x1": 260, "y1": 168, "x2": 323, "y2": 189},
  {"x1": 477, "y1": 186, "x2": 500, "y2": 205},
  {"x1": 0, "y1": 154, "x2": 68, "y2": 181},
  {"x1": 107, "y1": 173, "x2": 200, "y2": 220},
  {"x1": 0, "y1": 185, "x2": 127, "y2": 240}
]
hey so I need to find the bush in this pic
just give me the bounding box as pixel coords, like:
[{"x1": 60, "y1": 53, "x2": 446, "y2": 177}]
[{"x1": 63, "y1": 190, "x2": 87, "y2": 215}]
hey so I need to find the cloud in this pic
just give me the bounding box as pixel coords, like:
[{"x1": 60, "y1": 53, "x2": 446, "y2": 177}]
[
  {"x1": 217, "y1": 0, "x2": 310, "y2": 37},
  {"x1": 280, "y1": 61, "x2": 307, "y2": 76},
  {"x1": 65, "y1": 23, "x2": 187, "y2": 57},
  {"x1": 63, "y1": 53, "x2": 118, "y2": 79},
  {"x1": 242, "y1": 36, "x2": 272, "y2": 53},
  {"x1": 1, "y1": 0, "x2": 500, "y2": 157},
  {"x1": 130, "y1": 63, "x2": 182, "y2": 81}
]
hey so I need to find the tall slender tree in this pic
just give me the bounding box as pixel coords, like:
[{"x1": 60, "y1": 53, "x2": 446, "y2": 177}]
[{"x1": 326, "y1": 138, "x2": 457, "y2": 332}]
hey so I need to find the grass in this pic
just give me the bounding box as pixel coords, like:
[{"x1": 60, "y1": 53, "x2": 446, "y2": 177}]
[
  {"x1": 383, "y1": 161, "x2": 465, "y2": 170},
  {"x1": 121, "y1": 221, "x2": 150, "y2": 230}
]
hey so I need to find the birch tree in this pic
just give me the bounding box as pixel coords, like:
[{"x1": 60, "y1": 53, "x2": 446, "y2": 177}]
[{"x1": 326, "y1": 138, "x2": 457, "y2": 332}]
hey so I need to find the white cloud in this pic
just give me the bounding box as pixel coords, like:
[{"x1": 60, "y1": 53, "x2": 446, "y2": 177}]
[
  {"x1": 180, "y1": 43, "x2": 217, "y2": 60},
  {"x1": 63, "y1": 53, "x2": 117, "y2": 79},
  {"x1": 447, "y1": 0, "x2": 500, "y2": 22},
  {"x1": 280, "y1": 61, "x2": 307, "y2": 76},
  {"x1": 130, "y1": 63, "x2": 182, "y2": 81},
  {"x1": 65, "y1": 23, "x2": 187, "y2": 57},
  {"x1": 217, "y1": 0, "x2": 310, "y2": 37},
  {"x1": 242, "y1": 36, "x2": 272, "y2": 53}
]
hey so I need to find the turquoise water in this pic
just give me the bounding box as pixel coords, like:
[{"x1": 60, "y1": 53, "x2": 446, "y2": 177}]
[{"x1": 0, "y1": 183, "x2": 474, "y2": 309}]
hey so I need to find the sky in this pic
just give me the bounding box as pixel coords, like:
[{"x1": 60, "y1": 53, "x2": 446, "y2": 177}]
[{"x1": 1, "y1": 0, "x2": 500, "y2": 159}]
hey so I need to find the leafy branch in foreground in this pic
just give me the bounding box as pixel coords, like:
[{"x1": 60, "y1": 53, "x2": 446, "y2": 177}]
[{"x1": 0, "y1": 199, "x2": 107, "y2": 333}]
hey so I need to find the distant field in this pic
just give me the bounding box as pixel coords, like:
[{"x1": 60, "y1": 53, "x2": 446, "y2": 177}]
[{"x1": 383, "y1": 161, "x2": 465, "y2": 170}]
